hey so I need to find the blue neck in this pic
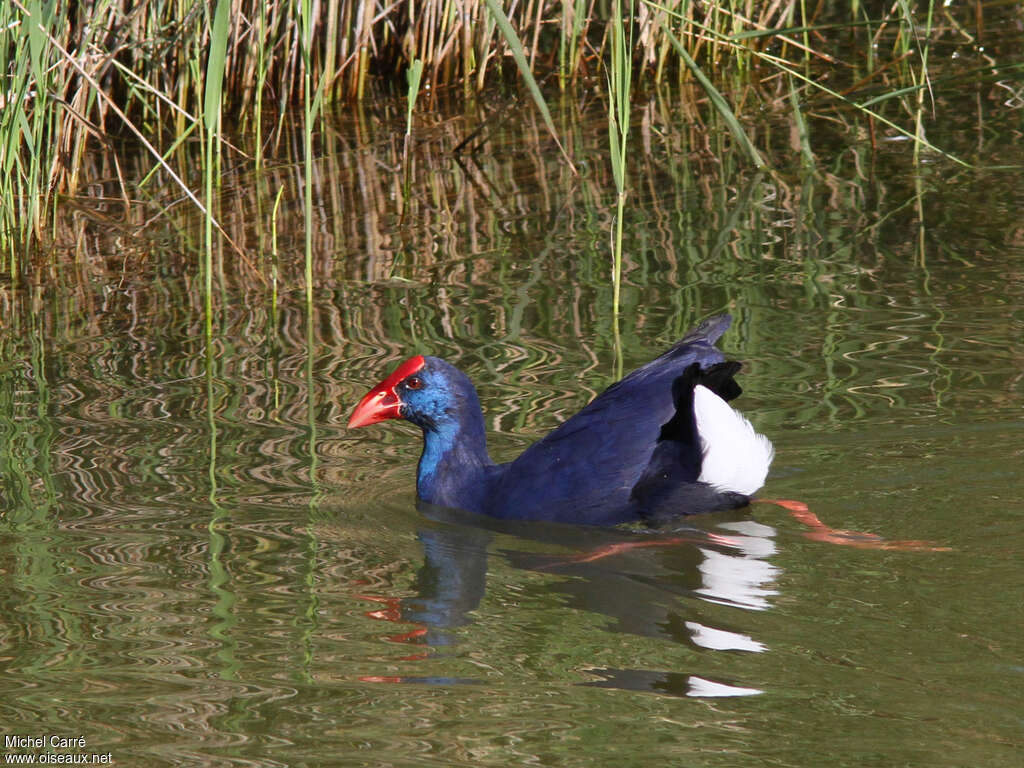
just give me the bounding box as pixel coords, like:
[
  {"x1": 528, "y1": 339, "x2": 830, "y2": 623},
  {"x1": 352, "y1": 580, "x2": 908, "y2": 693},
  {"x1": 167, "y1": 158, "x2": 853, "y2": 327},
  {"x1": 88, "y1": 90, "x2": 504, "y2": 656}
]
[{"x1": 416, "y1": 407, "x2": 493, "y2": 513}]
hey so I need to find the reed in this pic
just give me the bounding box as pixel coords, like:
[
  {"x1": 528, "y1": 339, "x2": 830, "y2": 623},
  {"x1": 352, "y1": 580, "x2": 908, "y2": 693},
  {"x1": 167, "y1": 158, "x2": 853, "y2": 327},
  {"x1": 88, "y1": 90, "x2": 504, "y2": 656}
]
[
  {"x1": 204, "y1": 0, "x2": 232, "y2": 344},
  {"x1": 1, "y1": 0, "x2": 1018, "y2": 257},
  {"x1": 401, "y1": 59, "x2": 425, "y2": 220},
  {"x1": 301, "y1": 0, "x2": 320, "y2": 310},
  {"x1": 607, "y1": 0, "x2": 632, "y2": 323}
]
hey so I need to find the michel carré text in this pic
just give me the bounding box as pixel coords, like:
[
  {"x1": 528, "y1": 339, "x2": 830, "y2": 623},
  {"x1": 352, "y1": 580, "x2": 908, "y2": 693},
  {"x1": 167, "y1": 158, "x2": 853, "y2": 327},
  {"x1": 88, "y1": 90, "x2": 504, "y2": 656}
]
[{"x1": 5, "y1": 735, "x2": 87, "y2": 749}]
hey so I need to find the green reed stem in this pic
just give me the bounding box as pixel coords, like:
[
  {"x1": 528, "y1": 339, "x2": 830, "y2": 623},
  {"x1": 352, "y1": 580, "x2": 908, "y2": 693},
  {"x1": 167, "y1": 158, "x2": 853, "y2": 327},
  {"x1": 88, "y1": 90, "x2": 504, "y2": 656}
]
[
  {"x1": 910, "y1": 0, "x2": 936, "y2": 166},
  {"x1": 406, "y1": 59, "x2": 425, "y2": 137},
  {"x1": 402, "y1": 59, "x2": 424, "y2": 220},
  {"x1": 608, "y1": 0, "x2": 633, "y2": 320},
  {"x1": 204, "y1": 0, "x2": 230, "y2": 342},
  {"x1": 606, "y1": 0, "x2": 634, "y2": 380},
  {"x1": 255, "y1": 0, "x2": 270, "y2": 172},
  {"x1": 789, "y1": 76, "x2": 815, "y2": 167},
  {"x1": 1, "y1": 4, "x2": 28, "y2": 264},
  {"x1": 301, "y1": 0, "x2": 316, "y2": 308},
  {"x1": 799, "y1": 0, "x2": 810, "y2": 69},
  {"x1": 3, "y1": 0, "x2": 60, "y2": 260},
  {"x1": 559, "y1": 0, "x2": 587, "y2": 90}
]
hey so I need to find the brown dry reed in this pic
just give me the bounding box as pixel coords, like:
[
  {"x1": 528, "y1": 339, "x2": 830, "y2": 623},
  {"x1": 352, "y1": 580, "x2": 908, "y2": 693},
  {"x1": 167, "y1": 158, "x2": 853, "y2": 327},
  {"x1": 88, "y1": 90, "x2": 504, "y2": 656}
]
[{"x1": 1, "y1": 0, "x2": 1019, "y2": 261}]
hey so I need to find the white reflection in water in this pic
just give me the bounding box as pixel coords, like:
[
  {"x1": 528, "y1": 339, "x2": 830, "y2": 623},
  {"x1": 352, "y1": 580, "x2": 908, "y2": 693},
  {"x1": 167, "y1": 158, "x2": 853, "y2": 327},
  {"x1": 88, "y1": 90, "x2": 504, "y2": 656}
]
[
  {"x1": 695, "y1": 519, "x2": 781, "y2": 611},
  {"x1": 684, "y1": 621, "x2": 767, "y2": 652},
  {"x1": 686, "y1": 676, "x2": 764, "y2": 698}
]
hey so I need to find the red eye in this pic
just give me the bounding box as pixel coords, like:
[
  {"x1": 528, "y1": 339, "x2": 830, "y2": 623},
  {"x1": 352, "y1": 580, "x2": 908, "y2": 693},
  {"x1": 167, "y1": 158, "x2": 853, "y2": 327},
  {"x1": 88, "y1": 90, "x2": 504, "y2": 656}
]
[{"x1": 405, "y1": 376, "x2": 423, "y2": 390}]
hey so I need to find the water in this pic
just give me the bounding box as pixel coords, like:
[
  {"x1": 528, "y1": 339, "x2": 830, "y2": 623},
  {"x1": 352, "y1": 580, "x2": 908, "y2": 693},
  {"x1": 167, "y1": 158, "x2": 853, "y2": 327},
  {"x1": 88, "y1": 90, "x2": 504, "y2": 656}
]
[{"x1": 1, "y1": 85, "x2": 1022, "y2": 766}]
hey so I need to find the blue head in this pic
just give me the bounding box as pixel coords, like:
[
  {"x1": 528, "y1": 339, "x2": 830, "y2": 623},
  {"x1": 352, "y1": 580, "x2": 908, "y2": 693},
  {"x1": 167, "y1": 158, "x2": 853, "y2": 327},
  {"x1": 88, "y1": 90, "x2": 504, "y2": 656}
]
[{"x1": 348, "y1": 355, "x2": 492, "y2": 508}]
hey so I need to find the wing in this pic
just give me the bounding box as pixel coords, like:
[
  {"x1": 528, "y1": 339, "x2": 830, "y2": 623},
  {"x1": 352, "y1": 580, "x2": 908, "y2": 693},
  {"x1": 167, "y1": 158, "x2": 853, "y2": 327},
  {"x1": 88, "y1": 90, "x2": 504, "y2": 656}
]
[{"x1": 487, "y1": 314, "x2": 733, "y2": 523}]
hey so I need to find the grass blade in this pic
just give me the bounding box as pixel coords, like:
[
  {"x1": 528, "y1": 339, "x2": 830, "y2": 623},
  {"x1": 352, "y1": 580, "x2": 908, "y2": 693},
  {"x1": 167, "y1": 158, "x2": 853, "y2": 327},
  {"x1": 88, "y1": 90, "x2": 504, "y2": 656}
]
[
  {"x1": 203, "y1": 0, "x2": 231, "y2": 342},
  {"x1": 481, "y1": 0, "x2": 576, "y2": 172},
  {"x1": 661, "y1": 25, "x2": 767, "y2": 170}
]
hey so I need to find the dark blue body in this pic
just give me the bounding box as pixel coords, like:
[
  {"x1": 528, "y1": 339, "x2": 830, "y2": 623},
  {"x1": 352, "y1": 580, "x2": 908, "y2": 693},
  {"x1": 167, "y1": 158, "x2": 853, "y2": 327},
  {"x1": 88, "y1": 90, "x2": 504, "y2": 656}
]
[{"x1": 400, "y1": 314, "x2": 750, "y2": 525}]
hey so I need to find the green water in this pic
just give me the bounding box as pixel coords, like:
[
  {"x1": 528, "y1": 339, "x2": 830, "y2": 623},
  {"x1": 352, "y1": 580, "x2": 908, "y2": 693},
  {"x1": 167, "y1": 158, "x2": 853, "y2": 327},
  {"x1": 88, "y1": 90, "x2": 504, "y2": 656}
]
[{"x1": 1, "y1": 87, "x2": 1022, "y2": 766}]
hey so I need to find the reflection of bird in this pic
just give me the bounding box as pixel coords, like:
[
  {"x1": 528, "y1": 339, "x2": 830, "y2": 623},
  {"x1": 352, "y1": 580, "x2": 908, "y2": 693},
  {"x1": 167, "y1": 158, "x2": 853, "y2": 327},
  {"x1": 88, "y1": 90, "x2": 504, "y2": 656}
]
[{"x1": 349, "y1": 314, "x2": 773, "y2": 525}]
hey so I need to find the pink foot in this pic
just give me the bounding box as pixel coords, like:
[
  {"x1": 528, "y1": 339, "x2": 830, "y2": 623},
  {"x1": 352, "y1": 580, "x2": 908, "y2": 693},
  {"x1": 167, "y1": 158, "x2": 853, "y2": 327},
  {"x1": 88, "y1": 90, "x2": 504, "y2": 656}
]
[{"x1": 753, "y1": 498, "x2": 951, "y2": 552}]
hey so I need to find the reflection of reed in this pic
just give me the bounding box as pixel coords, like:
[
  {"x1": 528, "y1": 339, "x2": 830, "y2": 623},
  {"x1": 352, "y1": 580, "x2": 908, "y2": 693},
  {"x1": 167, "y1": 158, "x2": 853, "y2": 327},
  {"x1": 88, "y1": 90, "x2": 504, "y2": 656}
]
[{"x1": 42, "y1": 89, "x2": 1021, "y2": 310}]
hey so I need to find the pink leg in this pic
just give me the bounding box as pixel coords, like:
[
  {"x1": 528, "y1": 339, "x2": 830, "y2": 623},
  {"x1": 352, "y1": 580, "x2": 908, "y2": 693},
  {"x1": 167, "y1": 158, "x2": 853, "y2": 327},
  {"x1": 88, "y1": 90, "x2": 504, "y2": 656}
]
[{"x1": 754, "y1": 499, "x2": 951, "y2": 551}]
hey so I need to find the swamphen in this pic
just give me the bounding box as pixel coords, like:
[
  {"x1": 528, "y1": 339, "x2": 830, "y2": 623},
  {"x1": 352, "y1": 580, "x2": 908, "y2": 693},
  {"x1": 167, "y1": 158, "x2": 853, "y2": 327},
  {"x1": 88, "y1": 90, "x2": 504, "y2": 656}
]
[{"x1": 348, "y1": 314, "x2": 773, "y2": 525}]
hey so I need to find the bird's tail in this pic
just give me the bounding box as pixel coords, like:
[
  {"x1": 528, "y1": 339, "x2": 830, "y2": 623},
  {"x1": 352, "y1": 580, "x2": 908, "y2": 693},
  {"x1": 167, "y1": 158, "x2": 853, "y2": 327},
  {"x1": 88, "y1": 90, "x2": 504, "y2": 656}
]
[
  {"x1": 685, "y1": 313, "x2": 733, "y2": 346},
  {"x1": 694, "y1": 385, "x2": 774, "y2": 496}
]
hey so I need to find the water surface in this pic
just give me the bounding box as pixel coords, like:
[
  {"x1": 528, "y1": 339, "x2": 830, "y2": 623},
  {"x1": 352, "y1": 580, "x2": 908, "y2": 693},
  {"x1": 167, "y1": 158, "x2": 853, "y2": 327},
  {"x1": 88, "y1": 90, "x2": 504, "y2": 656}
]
[{"x1": 1, "y1": 84, "x2": 1022, "y2": 767}]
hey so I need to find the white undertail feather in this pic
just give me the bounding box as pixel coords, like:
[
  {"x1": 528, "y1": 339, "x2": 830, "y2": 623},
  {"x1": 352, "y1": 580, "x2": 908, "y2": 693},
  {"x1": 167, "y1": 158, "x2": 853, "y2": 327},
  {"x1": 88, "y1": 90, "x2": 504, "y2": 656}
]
[{"x1": 693, "y1": 385, "x2": 774, "y2": 496}]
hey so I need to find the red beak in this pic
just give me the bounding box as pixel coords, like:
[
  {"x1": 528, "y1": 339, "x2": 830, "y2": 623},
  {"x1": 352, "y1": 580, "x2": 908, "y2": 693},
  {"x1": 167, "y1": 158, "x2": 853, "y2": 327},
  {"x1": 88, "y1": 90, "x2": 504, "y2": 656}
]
[{"x1": 347, "y1": 355, "x2": 426, "y2": 428}]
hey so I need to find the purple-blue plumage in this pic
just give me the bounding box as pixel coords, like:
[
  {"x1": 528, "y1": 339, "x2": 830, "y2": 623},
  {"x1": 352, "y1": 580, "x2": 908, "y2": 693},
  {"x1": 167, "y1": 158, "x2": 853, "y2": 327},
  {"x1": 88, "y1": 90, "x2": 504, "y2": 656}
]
[{"x1": 348, "y1": 314, "x2": 771, "y2": 525}]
